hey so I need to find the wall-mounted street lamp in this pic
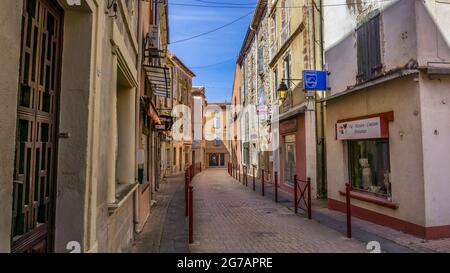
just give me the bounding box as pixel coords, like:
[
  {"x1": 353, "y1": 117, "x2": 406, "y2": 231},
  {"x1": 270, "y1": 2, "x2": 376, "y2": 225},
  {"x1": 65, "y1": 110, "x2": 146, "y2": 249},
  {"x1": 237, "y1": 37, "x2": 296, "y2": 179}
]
[
  {"x1": 277, "y1": 81, "x2": 289, "y2": 102},
  {"x1": 277, "y1": 79, "x2": 302, "y2": 103}
]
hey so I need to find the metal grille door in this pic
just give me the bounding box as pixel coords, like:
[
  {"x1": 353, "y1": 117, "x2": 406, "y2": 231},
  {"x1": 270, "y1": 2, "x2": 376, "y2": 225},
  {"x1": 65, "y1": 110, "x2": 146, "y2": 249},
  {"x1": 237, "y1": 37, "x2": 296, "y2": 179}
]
[{"x1": 12, "y1": 0, "x2": 62, "y2": 253}]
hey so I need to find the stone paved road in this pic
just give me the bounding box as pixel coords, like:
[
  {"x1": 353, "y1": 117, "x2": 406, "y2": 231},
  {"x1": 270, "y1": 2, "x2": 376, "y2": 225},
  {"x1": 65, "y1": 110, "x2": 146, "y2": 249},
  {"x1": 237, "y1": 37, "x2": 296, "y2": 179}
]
[
  {"x1": 131, "y1": 173, "x2": 189, "y2": 253},
  {"x1": 190, "y1": 169, "x2": 367, "y2": 253}
]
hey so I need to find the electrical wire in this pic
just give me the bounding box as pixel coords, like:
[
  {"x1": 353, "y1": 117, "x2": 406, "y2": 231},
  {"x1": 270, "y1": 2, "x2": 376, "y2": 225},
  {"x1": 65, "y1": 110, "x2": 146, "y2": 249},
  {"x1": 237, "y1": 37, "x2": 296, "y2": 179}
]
[
  {"x1": 169, "y1": 0, "x2": 394, "y2": 9},
  {"x1": 194, "y1": 0, "x2": 257, "y2": 6},
  {"x1": 190, "y1": 57, "x2": 237, "y2": 69},
  {"x1": 170, "y1": 11, "x2": 254, "y2": 44}
]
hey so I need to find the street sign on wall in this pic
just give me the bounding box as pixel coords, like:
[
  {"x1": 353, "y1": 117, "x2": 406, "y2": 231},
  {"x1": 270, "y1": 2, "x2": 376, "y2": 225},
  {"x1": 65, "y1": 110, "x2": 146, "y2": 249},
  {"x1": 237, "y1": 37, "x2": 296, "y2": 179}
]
[{"x1": 303, "y1": 70, "x2": 328, "y2": 91}]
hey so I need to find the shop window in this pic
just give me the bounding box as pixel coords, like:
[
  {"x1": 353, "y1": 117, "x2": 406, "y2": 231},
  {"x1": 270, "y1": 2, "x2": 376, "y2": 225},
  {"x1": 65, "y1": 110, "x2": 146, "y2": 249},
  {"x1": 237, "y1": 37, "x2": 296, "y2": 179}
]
[
  {"x1": 166, "y1": 148, "x2": 171, "y2": 166},
  {"x1": 173, "y1": 147, "x2": 177, "y2": 167},
  {"x1": 243, "y1": 143, "x2": 250, "y2": 165},
  {"x1": 185, "y1": 147, "x2": 190, "y2": 165},
  {"x1": 283, "y1": 134, "x2": 296, "y2": 185},
  {"x1": 348, "y1": 139, "x2": 391, "y2": 197}
]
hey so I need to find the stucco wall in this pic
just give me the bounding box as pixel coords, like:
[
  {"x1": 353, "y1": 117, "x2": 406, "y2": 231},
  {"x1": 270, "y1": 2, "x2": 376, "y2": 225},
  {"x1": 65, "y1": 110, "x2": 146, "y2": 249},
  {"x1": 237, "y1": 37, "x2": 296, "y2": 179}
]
[
  {"x1": 419, "y1": 74, "x2": 450, "y2": 227},
  {"x1": 326, "y1": 76, "x2": 426, "y2": 226},
  {"x1": 54, "y1": 8, "x2": 94, "y2": 252},
  {"x1": 0, "y1": 0, "x2": 23, "y2": 252},
  {"x1": 415, "y1": 0, "x2": 450, "y2": 67}
]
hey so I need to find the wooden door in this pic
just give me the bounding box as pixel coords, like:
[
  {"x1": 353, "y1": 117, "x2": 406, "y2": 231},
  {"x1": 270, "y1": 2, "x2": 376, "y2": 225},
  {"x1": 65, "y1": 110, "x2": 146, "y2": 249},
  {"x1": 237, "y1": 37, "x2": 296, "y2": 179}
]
[{"x1": 12, "y1": 0, "x2": 62, "y2": 253}]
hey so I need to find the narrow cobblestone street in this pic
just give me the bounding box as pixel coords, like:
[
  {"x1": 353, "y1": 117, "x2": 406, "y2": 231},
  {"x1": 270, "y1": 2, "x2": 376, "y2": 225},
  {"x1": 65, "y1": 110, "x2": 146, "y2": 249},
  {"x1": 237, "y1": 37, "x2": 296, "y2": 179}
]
[
  {"x1": 132, "y1": 174, "x2": 189, "y2": 253},
  {"x1": 129, "y1": 168, "x2": 450, "y2": 254},
  {"x1": 189, "y1": 169, "x2": 366, "y2": 253}
]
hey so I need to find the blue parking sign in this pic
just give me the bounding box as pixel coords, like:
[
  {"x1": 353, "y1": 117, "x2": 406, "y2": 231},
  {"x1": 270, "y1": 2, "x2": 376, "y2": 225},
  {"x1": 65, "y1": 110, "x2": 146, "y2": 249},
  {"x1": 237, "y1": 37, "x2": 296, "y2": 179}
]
[{"x1": 303, "y1": 70, "x2": 328, "y2": 91}]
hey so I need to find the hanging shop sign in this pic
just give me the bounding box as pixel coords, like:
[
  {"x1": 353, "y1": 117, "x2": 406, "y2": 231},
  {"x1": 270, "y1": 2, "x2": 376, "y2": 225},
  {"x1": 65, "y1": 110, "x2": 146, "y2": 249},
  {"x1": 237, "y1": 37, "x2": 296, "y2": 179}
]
[
  {"x1": 155, "y1": 115, "x2": 173, "y2": 131},
  {"x1": 155, "y1": 124, "x2": 166, "y2": 131},
  {"x1": 303, "y1": 70, "x2": 328, "y2": 91},
  {"x1": 336, "y1": 112, "x2": 394, "y2": 140}
]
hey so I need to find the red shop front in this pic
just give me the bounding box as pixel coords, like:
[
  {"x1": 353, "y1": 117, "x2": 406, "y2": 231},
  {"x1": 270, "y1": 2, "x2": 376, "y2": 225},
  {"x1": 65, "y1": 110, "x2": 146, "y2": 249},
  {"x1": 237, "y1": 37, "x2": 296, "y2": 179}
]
[{"x1": 278, "y1": 115, "x2": 307, "y2": 195}]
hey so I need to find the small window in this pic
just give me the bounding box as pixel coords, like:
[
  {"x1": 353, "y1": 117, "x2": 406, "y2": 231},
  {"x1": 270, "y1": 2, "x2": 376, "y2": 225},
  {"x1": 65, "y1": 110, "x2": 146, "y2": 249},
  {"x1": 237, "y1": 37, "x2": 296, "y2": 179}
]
[
  {"x1": 258, "y1": 86, "x2": 265, "y2": 106},
  {"x1": 273, "y1": 68, "x2": 278, "y2": 99},
  {"x1": 280, "y1": 0, "x2": 289, "y2": 28},
  {"x1": 356, "y1": 11, "x2": 382, "y2": 83},
  {"x1": 348, "y1": 139, "x2": 391, "y2": 197},
  {"x1": 257, "y1": 46, "x2": 264, "y2": 75},
  {"x1": 283, "y1": 54, "x2": 291, "y2": 88},
  {"x1": 213, "y1": 112, "x2": 221, "y2": 129},
  {"x1": 270, "y1": 13, "x2": 277, "y2": 44}
]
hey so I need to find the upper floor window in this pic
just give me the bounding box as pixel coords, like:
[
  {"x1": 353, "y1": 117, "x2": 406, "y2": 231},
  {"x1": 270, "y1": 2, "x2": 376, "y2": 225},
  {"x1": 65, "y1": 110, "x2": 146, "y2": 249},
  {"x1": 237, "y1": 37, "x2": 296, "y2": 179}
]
[
  {"x1": 283, "y1": 54, "x2": 291, "y2": 88},
  {"x1": 214, "y1": 112, "x2": 221, "y2": 129},
  {"x1": 258, "y1": 86, "x2": 265, "y2": 106},
  {"x1": 280, "y1": 0, "x2": 289, "y2": 29},
  {"x1": 257, "y1": 46, "x2": 264, "y2": 75},
  {"x1": 273, "y1": 68, "x2": 278, "y2": 99},
  {"x1": 356, "y1": 11, "x2": 382, "y2": 83},
  {"x1": 270, "y1": 12, "x2": 277, "y2": 44}
]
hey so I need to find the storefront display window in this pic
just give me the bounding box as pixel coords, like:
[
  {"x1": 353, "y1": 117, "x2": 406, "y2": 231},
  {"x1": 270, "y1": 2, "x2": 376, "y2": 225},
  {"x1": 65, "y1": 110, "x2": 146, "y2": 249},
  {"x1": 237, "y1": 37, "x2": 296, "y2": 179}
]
[{"x1": 348, "y1": 139, "x2": 391, "y2": 197}]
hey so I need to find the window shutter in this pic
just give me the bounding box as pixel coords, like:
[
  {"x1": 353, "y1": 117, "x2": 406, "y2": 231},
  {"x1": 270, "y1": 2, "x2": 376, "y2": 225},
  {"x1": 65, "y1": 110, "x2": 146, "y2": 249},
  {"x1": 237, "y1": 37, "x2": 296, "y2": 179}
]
[
  {"x1": 357, "y1": 12, "x2": 381, "y2": 83},
  {"x1": 369, "y1": 14, "x2": 381, "y2": 74}
]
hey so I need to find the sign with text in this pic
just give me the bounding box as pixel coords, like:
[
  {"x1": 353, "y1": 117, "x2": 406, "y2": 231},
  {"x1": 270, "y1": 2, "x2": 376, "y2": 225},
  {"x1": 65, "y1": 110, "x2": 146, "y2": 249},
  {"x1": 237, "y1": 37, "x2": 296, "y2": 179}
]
[{"x1": 336, "y1": 117, "x2": 382, "y2": 140}]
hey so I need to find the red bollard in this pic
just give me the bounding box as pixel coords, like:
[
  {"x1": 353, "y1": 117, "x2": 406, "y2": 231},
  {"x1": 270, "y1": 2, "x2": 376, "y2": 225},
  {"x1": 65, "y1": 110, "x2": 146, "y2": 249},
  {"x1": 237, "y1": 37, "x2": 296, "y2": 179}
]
[
  {"x1": 245, "y1": 166, "x2": 248, "y2": 186},
  {"x1": 185, "y1": 170, "x2": 189, "y2": 216},
  {"x1": 262, "y1": 170, "x2": 265, "y2": 196},
  {"x1": 238, "y1": 166, "x2": 241, "y2": 183},
  {"x1": 253, "y1": 167, "x2": 256, "y2": 191},
  {"x1": 346, "y1": 183, "x2": 352, "y2": 238},
  {"x1": 307, "y1": 177, "x2": 312, "y2": 220},
  {"x1": 294, "y1": 175, "x2": 298, "y2": 214},
  {"x1": 275, "y1": 172, "x2": 278, "y2": 203},
  {"x1": 189, "y1": 185, "x2": 194, "y2": 244}
]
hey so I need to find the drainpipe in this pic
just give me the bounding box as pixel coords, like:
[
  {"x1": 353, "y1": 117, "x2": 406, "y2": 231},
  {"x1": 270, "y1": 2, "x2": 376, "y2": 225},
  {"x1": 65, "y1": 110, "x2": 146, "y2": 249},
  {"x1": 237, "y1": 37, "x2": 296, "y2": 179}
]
[
  {"x1": 134, "y1": 0, "x2": 143, "y2": 232},
  {"x1": 318, "y1": 0, "x2": 327, "y2": 198},
  {"x1": 312, "y1": 0, "x2": 326, "y2": 198}
]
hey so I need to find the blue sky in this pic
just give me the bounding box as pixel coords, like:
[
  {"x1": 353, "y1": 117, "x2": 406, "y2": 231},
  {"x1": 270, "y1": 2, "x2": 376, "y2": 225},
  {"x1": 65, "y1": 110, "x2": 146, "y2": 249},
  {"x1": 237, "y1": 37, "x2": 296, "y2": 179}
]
[{"x1": 168, "y1": 0, "x2": 257, "y2": 103}]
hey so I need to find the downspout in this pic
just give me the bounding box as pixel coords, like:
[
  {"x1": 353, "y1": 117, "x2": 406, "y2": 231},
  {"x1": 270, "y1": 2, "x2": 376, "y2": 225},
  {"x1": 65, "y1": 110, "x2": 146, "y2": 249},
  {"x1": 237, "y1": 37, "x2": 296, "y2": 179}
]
[
  {"x1": 134, "y1": 0, "x2": 143, "y2": 232},
  {"x1": 318, "y1": 0, "x2": 327, "y2": 198}
]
